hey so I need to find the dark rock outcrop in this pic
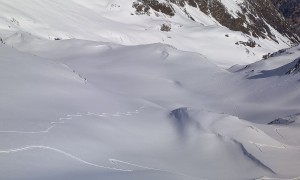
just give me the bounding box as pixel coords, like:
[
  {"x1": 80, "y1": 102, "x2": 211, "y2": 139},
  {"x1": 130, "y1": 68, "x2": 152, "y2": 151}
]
[
  {"x1": 268, "y1": 113, "x2": 300, "y2": 125},
  {"x1": 272, "y1": 0, "x2": 300, "y2": 35},
  {"x1": 133, "y1": 0, "x2": 300, "y2": 44},
  {"x1": 235, "y1": 39, "x2": 257, "y2": 48},
  {"x1": 268, "y1": 118, "x2": 295, "y2": 125},
  {"x1": 161, "y1": 23, "x2": 172, "y2": 31},
  {"x1": 262, "y1": 48, "x2": 293, "y2": 60},
  {"x1": 286, "y1": 58, "x2": 300, "y2": 74}
]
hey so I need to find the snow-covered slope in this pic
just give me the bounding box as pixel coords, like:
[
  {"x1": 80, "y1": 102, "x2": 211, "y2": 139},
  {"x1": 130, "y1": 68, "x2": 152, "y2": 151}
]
[
  {"x1": 1, "y1": 39, "x2": 300, "y2": 179},
  {"x1": 230, "y1": 45, "x2": 300, "y2": 78},
  {"x1": 0, "y1": 0, "x2": 297, "y2": 67},
  {"x1": 1, "y1": 1, "x2": 300, "y2": 180}
]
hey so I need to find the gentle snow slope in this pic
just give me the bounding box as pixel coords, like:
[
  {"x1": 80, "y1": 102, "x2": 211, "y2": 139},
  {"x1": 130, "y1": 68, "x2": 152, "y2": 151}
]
[{"x1": 1, "y1": 40, "x2": 300, "y2": 179}]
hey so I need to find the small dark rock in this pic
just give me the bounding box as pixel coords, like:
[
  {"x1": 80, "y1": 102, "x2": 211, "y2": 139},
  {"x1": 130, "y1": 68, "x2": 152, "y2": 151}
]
[
  {"x1": 235, "y1": 39, "x2": 257, "y2": 48},
  {"x1": 161, "y1": 24, "x2": 171, "y2": 32}
]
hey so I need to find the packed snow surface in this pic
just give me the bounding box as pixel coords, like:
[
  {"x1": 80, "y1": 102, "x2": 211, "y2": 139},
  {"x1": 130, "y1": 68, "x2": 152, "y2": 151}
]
[{"x1": 0, "y1": 1, "x2": 300, "y2": 180}]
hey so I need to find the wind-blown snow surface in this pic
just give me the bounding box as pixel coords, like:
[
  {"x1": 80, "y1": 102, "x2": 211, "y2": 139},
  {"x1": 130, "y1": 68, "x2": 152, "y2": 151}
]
[
  {"x1": 1, "y1": 39, "x2": 300, "y2": 180},
  {"x1": 1, "y1": 1, "x2": 300, "y2": 180}
]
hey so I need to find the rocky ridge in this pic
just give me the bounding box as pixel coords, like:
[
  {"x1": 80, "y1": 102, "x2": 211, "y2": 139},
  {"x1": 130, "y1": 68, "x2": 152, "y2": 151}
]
[{"x1": 133, "y1": 0, "x2": 300, "y2": 44}]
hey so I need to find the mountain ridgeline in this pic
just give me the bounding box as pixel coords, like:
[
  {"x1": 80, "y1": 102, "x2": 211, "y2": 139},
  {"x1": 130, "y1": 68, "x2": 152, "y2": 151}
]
[{"x1": 133, "y1": 0, "x2": 300, "y2": 44}]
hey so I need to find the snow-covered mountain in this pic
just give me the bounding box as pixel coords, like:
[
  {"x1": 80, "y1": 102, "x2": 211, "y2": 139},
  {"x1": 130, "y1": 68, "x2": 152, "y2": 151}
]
[
  {"x1": 1, "y1": 1, "x2": 300, "y2": 180},
  {"x1": 0, "y1": 0, "x2": 298, "y2": 66}
]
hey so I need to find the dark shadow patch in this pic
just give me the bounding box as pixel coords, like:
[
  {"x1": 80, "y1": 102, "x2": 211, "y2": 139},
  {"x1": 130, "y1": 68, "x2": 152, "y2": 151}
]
[{"x1": 169, "y1": 107, "x2": 200, "y2": 138}]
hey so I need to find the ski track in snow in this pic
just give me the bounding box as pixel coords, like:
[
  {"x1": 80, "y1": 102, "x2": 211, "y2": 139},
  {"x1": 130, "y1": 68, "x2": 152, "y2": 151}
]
[
  {"x1": 109, "y1": 158, "x2": 161, "y2": 171},
  {"x1": 257, "y1": 176, "x2": 300, "y2": 180},
  {"x1": 0, "y1": 145, "x2": 205, "y2": 179},
  {"x1": 0, "y1": 105, "x2": 145, "y2": 134},
  {"x1": 0, "y1": 105, "x2": 187, "y2": 175},
  {"x1": 275, "y1": 128, "x2": 286, "y2": 140},
  {"x1": 0, "y1": 145, "x2": 131, "y2": 172},
  {"x1": 1, "y1": 103, "x2": 299, "y2": 179},
  {"x1": 249, "y1": 141, "x2": 287, "y2": 150},
  {"x1": 0, "y1": 106, "x2": 205, "y2": 178},
  {"x1": 0, "y1": 104, "x2": 205, "y2": 179},
  {"x1": 109, "y1": 159, "x2": 206, "y2": 180}
]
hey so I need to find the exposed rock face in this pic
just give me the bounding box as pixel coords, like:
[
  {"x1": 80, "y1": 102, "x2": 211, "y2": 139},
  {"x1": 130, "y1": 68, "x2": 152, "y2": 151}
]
[
  {"x1": 133, "y1": 0, "x2": 175, "y2": 16},
  {"x1": 133, "y1": 0, "x2": 299, "y2": 43},
  {"x1": 286, "y1": 58, "x2": 300, "y2": 74},
  {"x1": 235, "y1": 39, "x2": 257, "y2": 48},
  {"x1": 272, "y1": 0, "x2": 300, "y2": 34},
  {"x1": 268, "y1": 113, "x2": 300, "y2": 125},
  {"x1": 262, "y1": 48, "x2": 291, "y2": 60},
  {"x1": 161, "y1": 23, "x2": 172, "y2": 31},
  {"x1": 269, "y1": 118, "x2": 295, "y2": 125}
]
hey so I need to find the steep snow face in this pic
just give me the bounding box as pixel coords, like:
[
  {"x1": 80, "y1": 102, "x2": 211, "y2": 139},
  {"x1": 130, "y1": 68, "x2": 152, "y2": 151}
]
[{"x1": 0, "y1": 0, "x2": 295, "y2": 67}]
